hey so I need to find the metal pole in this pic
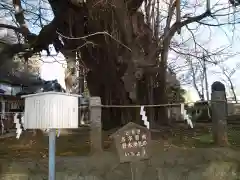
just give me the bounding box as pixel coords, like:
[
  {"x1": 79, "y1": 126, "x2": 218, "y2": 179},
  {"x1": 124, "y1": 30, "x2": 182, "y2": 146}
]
[
  {"x1": 49, "y1": 129, "x2": 56, "y2": 180},
  {"x1": 130, "y1": 162, "x2": 142, "y2": 180}
]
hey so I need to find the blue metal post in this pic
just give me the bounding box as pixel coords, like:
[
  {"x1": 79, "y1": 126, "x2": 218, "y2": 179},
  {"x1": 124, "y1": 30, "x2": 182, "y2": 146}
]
[{"x1": 49, "y1": 129, "x2": 56, "y2": 180}]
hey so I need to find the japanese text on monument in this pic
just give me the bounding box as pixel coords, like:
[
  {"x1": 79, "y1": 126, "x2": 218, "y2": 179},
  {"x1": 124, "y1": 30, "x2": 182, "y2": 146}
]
[{"x1": 120, "y1": 128, "x2": 148, "y2": 157}]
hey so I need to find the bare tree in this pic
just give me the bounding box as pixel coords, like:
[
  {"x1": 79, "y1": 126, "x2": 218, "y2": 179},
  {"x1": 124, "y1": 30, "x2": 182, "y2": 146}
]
[
  {"x1": 172, "y1": 49, "x2": 233, "y2": 102},
  {"x1": 218, "y1": 64, "x2": 239, "y2": 103},
  {"x1": 186, "y1": 56, "x2": 205, "y2": 100},
  {"x1": 0, "y1": 10, "x2": 41, "y2": 79},
  {"x1": 144, "y1": 0, "x2": 240, "y2": 123}
]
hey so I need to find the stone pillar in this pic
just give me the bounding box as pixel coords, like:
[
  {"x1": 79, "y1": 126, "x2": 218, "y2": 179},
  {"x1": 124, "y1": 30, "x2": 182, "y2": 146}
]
[
  {"x1": 1, "y1": 97, "x2": 5, "y2": 117},
  {"x1": 211, "y1": 81, "x2": 228, "y2": 146},
  {"x1": 89, "y1": 97, "x2": 102, "y2": 153},
  {"x1": 1, "y1": 97, "x2": 5, "y2": 134}
]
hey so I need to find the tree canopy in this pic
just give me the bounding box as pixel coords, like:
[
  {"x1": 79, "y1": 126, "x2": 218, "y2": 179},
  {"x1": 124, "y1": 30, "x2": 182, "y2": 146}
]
[{"x1": 0, "y1": 0, "x2": 239, "y2": 128}]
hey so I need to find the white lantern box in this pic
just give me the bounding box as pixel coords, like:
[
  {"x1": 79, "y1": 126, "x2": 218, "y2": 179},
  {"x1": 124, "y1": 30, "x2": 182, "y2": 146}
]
[{"x1": 22, "y1": 92, "x2": 80, "y2": 129}]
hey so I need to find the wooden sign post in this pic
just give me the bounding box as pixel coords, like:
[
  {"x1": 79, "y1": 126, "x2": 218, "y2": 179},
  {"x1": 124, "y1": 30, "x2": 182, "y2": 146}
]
[{"x1": 111, "y1": 122, "x2": 151, "y2": 180}]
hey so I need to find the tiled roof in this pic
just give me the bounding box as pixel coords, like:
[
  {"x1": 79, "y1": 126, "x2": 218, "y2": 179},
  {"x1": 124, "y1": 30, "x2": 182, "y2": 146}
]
[{"x1": 0, "y1": 71, "x2": 45, "y2": 86}]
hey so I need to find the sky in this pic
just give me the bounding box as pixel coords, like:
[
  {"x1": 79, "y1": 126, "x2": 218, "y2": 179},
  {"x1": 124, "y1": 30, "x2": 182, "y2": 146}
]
[{"x1": 39, "y1": 49, "x2": 66, "y2": 89}]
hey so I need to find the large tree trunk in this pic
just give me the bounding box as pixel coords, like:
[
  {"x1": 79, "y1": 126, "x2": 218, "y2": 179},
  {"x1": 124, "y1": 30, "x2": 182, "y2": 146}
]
[
  {"x1": 156, "y1": 40, "x2": 170, "y2": 125},
  {"x1": 59, "y1": 3, "x2": 157, "y2": 129},
  {"x1": 18, "y1": 0, "x2": 160, "y2": 130}
]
